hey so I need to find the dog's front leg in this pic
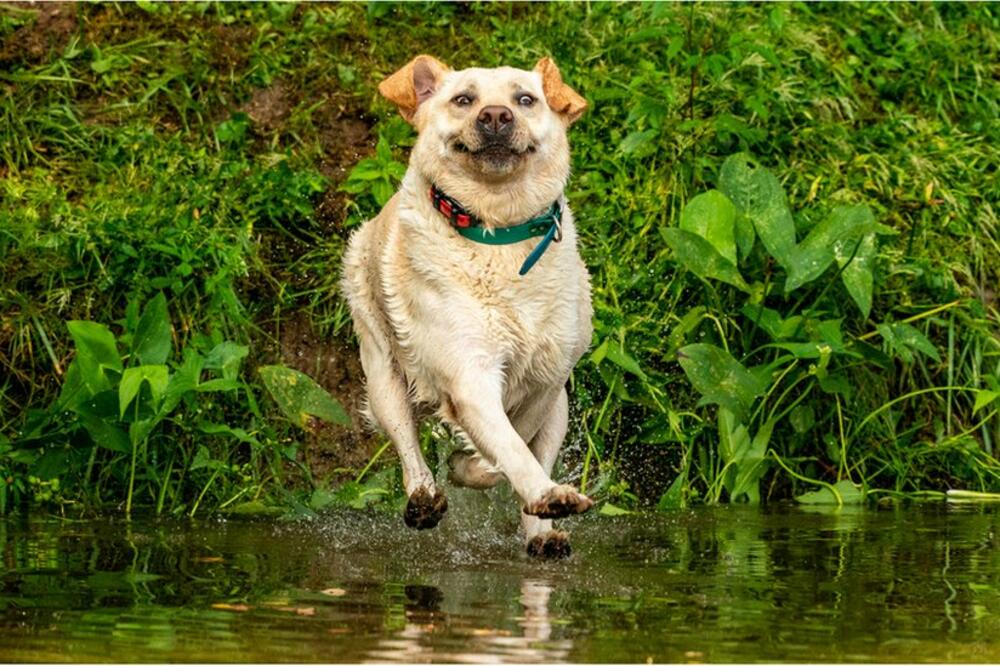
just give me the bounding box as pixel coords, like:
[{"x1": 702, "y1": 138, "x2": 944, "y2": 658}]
[
  {"x1": 514, "y1": 387, "x2": 576, "y2": 558},
  {"x1": 358, "y1": 335, "x2": 446, "y2": 530},
  {"x1": 445, "y1": 370, "x2": 591, "y2": 520}
]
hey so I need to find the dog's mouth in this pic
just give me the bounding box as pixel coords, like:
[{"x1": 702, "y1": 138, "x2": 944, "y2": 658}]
[{"x1": 453, "y1": 140, "x2": 536, "y2": 159}]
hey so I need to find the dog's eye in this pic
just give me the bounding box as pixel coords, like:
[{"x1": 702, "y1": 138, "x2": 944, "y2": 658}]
[
  {"x1": 452, "y1": 94, "x2": 474, "y2": 106},
  {"x1": 517, "y1": 94, "x2": 535, "y2": 107}
]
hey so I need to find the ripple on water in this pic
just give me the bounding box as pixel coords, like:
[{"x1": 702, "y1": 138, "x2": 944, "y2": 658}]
[{"x1": 2, "y1": 503, "x2": 1000, "y2": 662}]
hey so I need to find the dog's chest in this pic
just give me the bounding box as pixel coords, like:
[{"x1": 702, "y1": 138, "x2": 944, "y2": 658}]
[
  {"x1": 474, "y1": 263, "x2": 579, "y2": 382},
  {"x1": 393, "y1": 235, "x2": 586, "y2": 394}
]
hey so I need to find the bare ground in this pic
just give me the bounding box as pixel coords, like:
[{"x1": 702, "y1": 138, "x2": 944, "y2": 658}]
[
  {"x1": 277, "y1": 314, "x2": 381, "y2": 483},
  {"x1": 0, "y1": 2, "x2": 78, "y2": 65}
]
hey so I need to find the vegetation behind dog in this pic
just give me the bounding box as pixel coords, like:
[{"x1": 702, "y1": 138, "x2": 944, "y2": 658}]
[{"x1": 1, "y1": 2, "x2": 998, "y2": 516}]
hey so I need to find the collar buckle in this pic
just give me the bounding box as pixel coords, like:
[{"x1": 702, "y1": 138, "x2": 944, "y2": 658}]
[{"x1": 551, "y1": 202, "x2": 563, "y2": 243}]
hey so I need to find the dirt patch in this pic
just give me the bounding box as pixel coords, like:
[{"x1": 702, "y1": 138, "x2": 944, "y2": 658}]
[
  {"x1": 313, "y1": 107, "x2": 376, "y2": 232},
  {"x1": 242, "y1": 81, "x2": 295, "y2": 135},
  {"x1": 239, "y1": 81, "x2": 374, "y2": 232},
  {"x1": 316, "y1": 108, "x2": 374, "y2": 178},
  {"x1": 0, "y1": 2, "x2": 78, "y2": 65},
  {"x1": 277, "y1": 314, "x2": 381, "y2": 483},
  {"x1": 205, "y1": 23, "x2": 255, "y2": 73}
]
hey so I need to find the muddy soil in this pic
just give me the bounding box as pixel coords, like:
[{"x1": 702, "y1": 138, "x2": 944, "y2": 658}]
[
  {"x1": 0, "y1": 2, "x2": 78, "y2": 65},
  {"x1": 277, "y1": 314, "x2": 380, "y2": 483},
  {"x1": 234, "y1": 73, "x2": 381, "y2": 481}
]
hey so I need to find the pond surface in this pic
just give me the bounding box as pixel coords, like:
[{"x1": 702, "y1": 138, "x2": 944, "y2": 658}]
[{"x1": 3, "y1": 499, "x2": 1000, "y2": 663}]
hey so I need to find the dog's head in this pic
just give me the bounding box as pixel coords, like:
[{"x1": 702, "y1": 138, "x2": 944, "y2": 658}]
[{"x1": 379, "y1": 56, "x2": 586, "y2": 190}]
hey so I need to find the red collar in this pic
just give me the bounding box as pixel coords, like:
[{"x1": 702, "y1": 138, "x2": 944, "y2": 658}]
[{"x1": 429, "y1": 184, "x2": 480, "y2": 229}]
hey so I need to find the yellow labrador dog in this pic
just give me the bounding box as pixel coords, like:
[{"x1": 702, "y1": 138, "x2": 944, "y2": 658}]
[{"x1": 341, "y1": 55, "x2": 593, "y2": 558}]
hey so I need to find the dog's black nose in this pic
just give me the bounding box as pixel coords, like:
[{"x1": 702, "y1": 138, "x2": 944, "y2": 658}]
[{"x1": 476, "y1": 105, "x2": 513, "y2": 135}]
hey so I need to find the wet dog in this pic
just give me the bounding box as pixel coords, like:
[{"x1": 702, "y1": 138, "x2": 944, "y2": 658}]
[{"x1": 341, "y1": 55, "x2": 593, "y2": 557}]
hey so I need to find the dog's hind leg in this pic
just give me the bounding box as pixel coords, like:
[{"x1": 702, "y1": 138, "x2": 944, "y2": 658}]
[
  {"x1": 518, "y1": 387, "x2": 574, "y2": 559},
  {"x1": 358, "y1": 330, "x2": 446, "y2": 530},
  {"x1": 447, "y1": 446, "x2": 502, "y2": 489}
]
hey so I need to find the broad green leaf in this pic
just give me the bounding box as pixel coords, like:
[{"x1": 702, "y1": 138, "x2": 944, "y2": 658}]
[
  {"x1": 661, "y1": 228, "x2": 749, "y2": 292},
  {"x1": 67, "y1": 321, "x2": 122, "y2": 393},
  {"x1": 796, "y1": 480, "x2": 864, "y2": 505},
  {"x1": 677, "y1": 344, "x2": 766, "y2": 420},
  {"x1": 892, "y1": 322, "x2": 940, "y2": 363},
  {"x1": 348, "y1": 160, "x2": 385, "y2": 181},
  {"x1": 78, "y1": 414, "x2": 130, "y2": 453},
  {"x1": 599, "y1": 502, "x2": 632, "y2": 516},
  {"x1": 190, "y1": 445, "x2": 226, "y2": 471},
  {"x1": 259, "y1": 365, "x2": 350, "y2": 428},
  {"x1": 834, "y1": 233, "x2": 876, "y2": 318},
  {"x1": 589, "y1": 338, "x2": 609, "y2": 365},
  {"x1": 731, "y1": 418, "x2": 774, "y2": 503},
  {"x1": 204, "y1": 342, "x2": 248, "y2": 380},
  {"x1": 785, "y1": 205, "x2": 888, "y2": 293},
  {"x1": 119, "y1": 365, "x2": 170, "y2": 418},
  {"x1": 132, "y1": 292, "x2": 172, "y2": 365},
  {"x1": 310, "y1": 488, "x2": 337, "y2": 511},
  {"x1": 877, "y1": 322, "x2": 940, "y2": 364},
  {"x1": 734, "y1": 213, "x2": 755, "y2": 261},
  {"x1": 196, "y1": 378, "x2": 241, "y2": 392},
  {"x1": 764, "y1": 342, "x2": 828, "y2": 359},
  {"x1": 160, "y1": 351, "x2": 203, "y2": 415},
  {"x1": 604, "y1": 341, "x2": 647, "y2": 380},
  {"x1": 657, "y1": 471, "x2": 687, "y2": 510},
  {"x1": 619, "y1": 129, "x2": 657, "y2": 155},
  {"x1": 816, "y1": 318, "x2": 846, "y2": 351},
  {"x1": 741, "y1": 304, "x2": 801, "y2": 340},
  {"x1": 32, "y1": 449, "x2": 69, "y2": 480},
  {"x1": 718, "y1": 153, "x2": 796, "y2": 268},
  {"x1": 371, "y1": 180, "x2": 394, "y2": 207},
  {"x1": 974, "y1": 390, "x2": 1000, "y2": 415},
  {"x1": 53, "y1": 359, "x2": 90, "y2": 412},
  {"x1": 375, "y1": 136, "x2": 393, "y2": 162},
  {"x1": 198, "y1": 421, "x2": 257, "y2": 444},
  {"x1": 790, "y1": 405, "x2": 816, "y2": 434},
  {"x1": 718, "y1": 408, "x2": 750, "y2": 466},
  {"x1": 818, "y1": 371, "x2": 853, "y2": 398},
  {"x1": 71, "y1": 389, "x2": 119, "y2": 421},
  {"x1": 679, "y1": 190, "x2": 738, "y2": 264}
]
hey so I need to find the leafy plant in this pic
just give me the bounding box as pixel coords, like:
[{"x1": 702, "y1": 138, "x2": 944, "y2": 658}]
[
  {"x1": 2, "y1": 2, "x2": 998, "y2": 515},
  {"x1": 339, "y1": 134, "x2": 408, "y2": 210},
  {"x1": 667, "y1": 154, "x2": 948, "y2": 503},
  {"x1": 5, "y1": 293, "x2": 348, "y2": 516}
]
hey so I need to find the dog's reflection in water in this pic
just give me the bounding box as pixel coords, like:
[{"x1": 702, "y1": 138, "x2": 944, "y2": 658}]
[{"x1": 366, "y1": 578, "x2": 570, "y2": 663}]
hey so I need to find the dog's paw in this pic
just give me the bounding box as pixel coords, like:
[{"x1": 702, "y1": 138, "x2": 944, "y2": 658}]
[
  {"x1": 404, "y1": 487, "x2": 448, "y2": 530},
  {"x1": 526, "y1": 530, "x2": 572, "y2": 559},
  {"x1": 523, "y1": 484, "x2": 593, "y2": 519},
  {"x1": 447, "y1": 449, "x2": 502, "y2": 489}
]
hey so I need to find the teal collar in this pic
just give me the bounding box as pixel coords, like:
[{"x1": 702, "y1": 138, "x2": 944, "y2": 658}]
[{"x1": 429, "y1": 184, "x2": 563, "y2": 275}]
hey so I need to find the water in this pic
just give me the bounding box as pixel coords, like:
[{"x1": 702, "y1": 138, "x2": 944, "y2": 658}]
[{"x1": 3, "y1": 502, "x2": 1000, "y2": 662}]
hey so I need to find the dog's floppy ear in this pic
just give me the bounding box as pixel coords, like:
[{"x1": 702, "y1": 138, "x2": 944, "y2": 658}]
[
  {"x1": 378, "y1": 55, "x2": 450, "y2": 123},
  {"x1": 534, "y1": 57, "x2": 587, "y2": 124}
]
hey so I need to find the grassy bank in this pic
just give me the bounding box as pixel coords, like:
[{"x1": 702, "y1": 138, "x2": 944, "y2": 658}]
[{"x1": 1, "y1": 2, "x2": 998, "y2": 516}]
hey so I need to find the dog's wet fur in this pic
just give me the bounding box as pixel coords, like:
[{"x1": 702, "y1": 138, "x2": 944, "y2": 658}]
[{"x1": 341, "y1": 56, "x2": 591, "y2": 558}]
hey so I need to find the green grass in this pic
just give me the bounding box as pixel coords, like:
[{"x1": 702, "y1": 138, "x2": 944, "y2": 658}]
[{"x1": 0, "y1": 2, "x2": 998, "y2": 515}]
